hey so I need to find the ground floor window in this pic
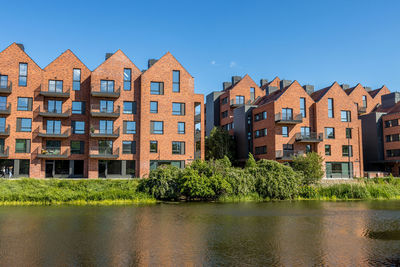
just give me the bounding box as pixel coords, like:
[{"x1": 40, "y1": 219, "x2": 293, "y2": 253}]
[
  {"x1": 108, "y1": 160, "x2": 121, "y2": 175},
  {"x1": 326, "y1": 162, "x2": 353, "y2": 178},
  {"x1": 150, "y1": 160, "x2": 185, "y2": 171},
  {"x1": 126, "y1": 160, "x2": 135, "y2": 177},
  {"x1": 98, "y1": 160, "x2": 134, "y2": 178},
  {"x1": 46, "y1": 160, "x2": 69, "y2": 178},
  {"x1": 19, "y1": 159, "x2": 29, "y2": 176}
]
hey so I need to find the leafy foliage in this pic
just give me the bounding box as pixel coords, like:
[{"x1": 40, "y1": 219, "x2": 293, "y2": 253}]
[
  {"x1": 205, "y1": 127, "x2": 236, "y2": 161},
  {"x1": 291, "y1": 152, "x2": 324, "y2": 185}
]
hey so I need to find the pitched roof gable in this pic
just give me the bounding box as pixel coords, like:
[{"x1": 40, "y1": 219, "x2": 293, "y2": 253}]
[
  {"x1": 43, "y1": 49, "x2": 90, "y2": 71},
  {"x1": 93, "y1": 49, "x2": 141, "y2": 73},
  {"x1": 145, "y1": 51, "x2": 193, "y2": 78},
  {"x1": 369, "y1": 85, "x2": 389, "y2": 98},
  {"x1": 260, "y1": 76, "x2": 280, "y2": 90},
  {"x1": 0, "y1": 42, "x2": 42, "y2": 70},
  {"x1": 256, "y1": 80, "x2": 304, "y2": 106},
  {"x1": 310, "y1": 82, "x2": 346, "y2": 102}
]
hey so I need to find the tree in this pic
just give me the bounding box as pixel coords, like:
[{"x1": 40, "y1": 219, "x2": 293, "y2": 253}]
[
  {"x1": 205, "y1": 127, "x2": 236, "y2": 161},
  {"x1": 291, "y1": 152, "x2": 324, "y2": 185}
]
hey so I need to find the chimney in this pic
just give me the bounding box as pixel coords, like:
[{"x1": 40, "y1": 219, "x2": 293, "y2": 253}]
[
  {"x1": 364, "y1": 86, "x2": 372, "y2": 92},
  {"x1": 231, "y1": 76, "x2": 242, "y2": 85},
  {"x1": 148, "y1": 59, "x2": 158, "y2": 68},
  {"x1": 260, "y1": 79, "x2": 269, "y2": 87},
  {"x1": 341, "y1": 84, "x2": 349, "y2": 90},
  {"x1": 266, "y1": 86, "x2": 279, "y2": 95},
  {"x1": 280, "y1": 80, "x2": 292, "y2": 89},
  {"x1": 303, "y1": 85, "x2": 314, "y2": 95},
  {"x1": 16, "y1": 43, "x2": 24, "y2": 51},
  {"x1": 105, "y1": 53, "x2": 113, "y2": 60},
  {"x1": 223, "y1": 82, "x2": 232, "y2": 90},
  {"x1": 381, "y1": 92, "x2": 400, "y2": 109}
]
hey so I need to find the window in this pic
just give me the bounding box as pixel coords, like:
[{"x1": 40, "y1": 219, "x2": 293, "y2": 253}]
[
  {"x1": 306, "y1": 144, "x2": 312, "y2": 153},
  {"x1": 150, "y1": 101, "x2": 158, "y2": 113},
  {"x1": 282, "y1": 108, "x2": 293, "y2": 120},
  {"x1": 150, "y1": 121, "x2": 163, "y2": 134},
  {"x1": 341, "y1": 110, "x2": 351, "y2": 122},
  {"x1": 71, "y1": 141, "x2": 84, "y2": 154},
  {"x1": 98, "y1": 140, "x2": 113, "y2": 155},
  {"x1": 235, "y1": 95, "x2": 245, "y2": 104},
  {"x1": 123, "y1": 101, "x2": 136, "y2": 114},
  {"x1": 100, "y1": 80, "x2": 114, "y2": 92},
  {"x1": 346, "y1": 128, "x2": 352, "y2": 139},
  {"x1": 19, "y1": 63, "x2": 27, "y2": 86},
  {"x1": 328, "y1": 98, "x2": 334, "y2": 118},
  {"x1": 282, "y1": 126, "x2": 289, "y2": 137},
  {"x1": 178, "y1": 122, "x2": 185, "y2": 134},
  {"x1": 46, "y1": 140, "x2": 61, "y2": 155},
  {"x1": 17, "y1": 97, "x2": 32, "y2": 111},
  {"x1": 48, "y1": 100, "x2": 62, "y2": 113},
  {"x1": 19, "y1": 159, "x2": 30, "y2": 175},
  {"x1": 150, "y1": 82, "x2": 164, "y2": 95},
  {"x1": 386, "y1": 134, "x2": 400, "y2": 142},
  {"x1": 123, "y1": 121, "x2": 136, "y2": 134},
  {"x1": 72, "y1": 121, "x2": 85, "y2": 134},
  {"x1": 46, "y1": 120, "x2": 61, "y2": 134},
  {"x1": 99, "y1": 120, "x2": 113, "y2": 134},
  {"x1": 0, "y1": 75, "x2": 8, "y2": 88},
  {"x1": 254, "y1": 111, "x2": 267, "y2": 121},
  {"x1": 387, "y1": 149, "x2": 400, "y2": 157},
  {"x1": 342, "y1": 145, "x2": 353, "y2": 157},
  {"x1": 107, "y1": 160, "x2": 121, "y2": 175},
  {"x1": 73, "y1": 69, "x2": 81, "y2": 90},
  {"x1": 195, "y1": 122, "x2": 201, "y2": 133},
  {"x1": 99, "y1": 100, "x2": 113, "y2": 113},
  {"x1": 172, "y1": 141, "x2": 185, "y2": 154},
  {"x1": 17, "y1": 118, "x2": 31, "y2": 132},
  {"x1": 172, "y1": 103, "x2": 185, "y2": 115},
  {"x1": 300, "y1": 97, "x2": 306, "y2": 118},
  {"x1": 173, "y1": 70, "x2": 180, "y2": 92},
  {"x1": 250, "y1": 87, "x2": 255, "y2": 101},
  {"x1": 48, "y1": 80, "x2": 63, "y2": 92},
  {"x1": 126, "y1": 160, "x2": 135, "y2": 176},
  {"x1": 0, "y1": 97, "x2": 7, "y2": 111},
  {"x1": 221, "y1": 97, "x2": 228, "y2": 105},
  {"x1": 301, "y1": 126, "x2": 311, "y2": 137},
  {"x1": 255, "y1": 145, "x2": 267, "y2": 155},
  {"x1": 283, "y1": 144, "x2": 294, "y2": 151},
  {"x1": 123, "y1": 141, "x2": 136, "y2": 154},
  {"x1": 222, "y1": 110, "x2": 228, "y2": 118},
  {"x1": 325, "y1": 127, "x2": 335, "y2": 139},
  {"x1": 362, "y1": 95, "x2": 367, "y2": 108},
  {"x1": 150, "y1": 141, "x2": 158, "y2": 153},
  {"x1": 124, "y1": 68, "x2": 132, "y2": 90},
  {"x1": 15, "y1": 139, "x2": 30, "y2": 153},
  {"x1": 0, "y1": 118, "x2": 5, "y2": 132},
  {"x1": 325, "y1": 145, "x2": 331, "y2": 156},
  {"x1": 254, "y1": 128, "x2": 267, "y2": 138},
  {"x1": 72, "y1": 101, "x2": 85, "y2": 114},
  {"x1": 385, "y1": 119, "x2": 399, "y2": 128}
]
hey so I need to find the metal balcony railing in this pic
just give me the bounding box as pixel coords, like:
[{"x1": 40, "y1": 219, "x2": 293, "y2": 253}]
[
  {"x1": 0, "y1": 125, "x2": 10, "y2": 136},
  {"x1": 358, "y1": 106, "x2": 367, "y2": 114},
  {"x1": 275, "y1": 150, "x2": 305, "y2": 160},
  {"x1": 0, "y1": 81, "x2": 12, "y2": 94},
  {"x1": 91, "y1": 86, "x2": 121, "y2": 98},
  {"x1": 36, "y1": 147, "x2": 70, "y2": 159},
  {"x1": 90, "y1": 104, "x2": 120, "y2": 118},
  {"x1": 37, "y1": 127, "x2": 71, "y2": 138},
  {"x1": 0, "y1": 103, "x2": 11, "y2": 115},
  {"x1": 275, "y1": 112, "x2": 303, "y2": 124},
  {"x1": 39, "y1": 88, "x2": 70, "y2": 98},
  {"x1": 0, "y1": 146, "x2": 9, "y2": 157},
  {"x1": 89, "y1": 147, "x2": 120, "y2": 159},
  {"x1": 90, "y1": 127, "x2": 120, "y2": 138},
  {"x1": 295, "y1": 132, "x2": 323, "y2": 142},
  {"x1": 38, "y1": 107, "x2": 71, "y2": 118}
]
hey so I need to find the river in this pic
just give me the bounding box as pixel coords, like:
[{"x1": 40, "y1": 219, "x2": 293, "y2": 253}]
[{"x1": 0, "y1": 201, "x2": 399, "y2": 266}]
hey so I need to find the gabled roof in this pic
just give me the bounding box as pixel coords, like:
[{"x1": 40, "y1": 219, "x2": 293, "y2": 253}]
[
  {"x1": 0, "y1": 42, "x2": 42, "y2": 70},
  {"x1": 223, "y1": 74, "x2": 259, "y2": 92},
  {"x1": 369, "y1": 85, "x2": 387, "y2": 98},
  {"x1": 93, "y1": 49, "x2": 141, "y2": 73},
  {"x1": 375, "y1": 101, "x2": 400, "y2": 114},
  {"x1": 256, "y1": 80, "x2": 300, "y2": 106},
  {"x1": 310, "y1": 82, "x2": 337, "y2": 102},
  {"x1": 144, "y1": 51, "x2": 193, "y2": 78},
  {"x1": 43, "y1": 49, "x2": 90, "y2": 71},
  {"x1": 260, "y1": 76, "x2": 280, "y2": 90},
  {"x1": 344, "y1": 84, "x2": 361, "y2": 95}
]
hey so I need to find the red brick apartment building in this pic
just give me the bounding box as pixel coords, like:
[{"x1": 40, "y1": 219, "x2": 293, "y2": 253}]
[
  {"x1": 0, "y1": 43, "x2": 204, "y2": 178},
  {"x1": 206, "y1": 75, "x2": 391, "y2": 178}
]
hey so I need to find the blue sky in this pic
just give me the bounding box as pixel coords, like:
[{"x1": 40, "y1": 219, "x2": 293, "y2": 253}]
[{"x1": 2, "y1": 0, "x2": 400, "y2": 95}]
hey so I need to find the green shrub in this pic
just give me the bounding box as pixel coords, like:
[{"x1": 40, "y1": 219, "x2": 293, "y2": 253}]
[
  {"x1": 179, "y1": 168, "x2": 215, "y2": 200},
  {"x1": 291, "y1": 152, "x2": 324, "y2": 185},
  {"x1": 224, "y1": 168, "x2": 256, "y2": 196}
]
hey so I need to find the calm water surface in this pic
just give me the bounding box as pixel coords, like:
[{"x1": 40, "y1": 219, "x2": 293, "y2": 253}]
[{"x1": 0, "y1": 201, "x2": 399, "y2": 266}]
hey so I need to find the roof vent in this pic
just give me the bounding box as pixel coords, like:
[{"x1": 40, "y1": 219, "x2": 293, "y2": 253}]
[
  {"x1": 303, "y1": 85, "x2": 314, "y2": 95},
  {"x1": 341, "y1": 84, "x2": 350, "y2": 90},
  {"x1": 223, "y1": 82, "x2": 232, "y2": 90},
  {"x1": 231, "y1": 76, "x2": 242, "y2": 85},
  {"x1": 16, "y1": 43, "x2": 24, "y2": 51},
  {"x1": 266, "y1": 86, "x2": 279, "y2": 95},
  {"x1": 280, "y1": 80, "x2": 292, "y2": 89},
  {"x1": 105, "y1": 53, "x2": 113, "y2": 60},
  {"x1": 364, "y1": 86, "x2": 372, "y2": 92},
  {"x1": 260, "y1": 79, "x2": 269, "y2": 87},
  {"x1": 148, "y1": 59, "x2": 158, "y2": 68}
]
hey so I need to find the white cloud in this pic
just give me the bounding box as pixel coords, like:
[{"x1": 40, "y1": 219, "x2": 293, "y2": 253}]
[
  {"x1": 229, "y1": 61, "x2": 237, "y2": 68},
  {"x1": 211, "y1": 60, "x2": 216, "y2": 65}
]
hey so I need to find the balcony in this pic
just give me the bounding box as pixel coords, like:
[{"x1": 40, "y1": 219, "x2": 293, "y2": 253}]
[
  {"x1": 36, "y1": 148, "x2": 70, "y2": 159},
  {"x1": 90, "y1": 104, "x2": 120, "y2": 118},
  {"x1": 91, "y1": 87, "x2": 121, "y2": 98},
  {"x1": 0, "y1": 82, "x2": 12, "y2": 94},
  {"x1": 89, "y1": 147, "x2": 120, "y2": 159},
  {"x1": 275, "y1": 113, "x2": 303, "y2": 124},
  {"x1": 230, "y1": 99, "x2": 245, "y2": 108},
  {"x1": 37, "y1": 128, "x2": 71, "y2": 138},
  {"x1": 358, "y1": 106, "x2": 367, "y2": 115},
  {"x1": 39, "y1": 88, "x2": 70, "y2": 98},
  {"x1": 0, "y1": 103, "x2": 11, "y2": 115},
  {"x1": 90, "y1": 127, "x2": 120, "y2": 138},
  {"x1": 0, "y1": 125, "x2": 10, "y2": 136},
  {"x1": 295, "y1": 132, "x2": 323, "y2": 143},
  {"x1": 0, "y1": 147, "x2": 9, "y2": 158},
  {"x1": 275, "y1": 150, "x2": 305, "y2": 160},
  {"x1": 38, "y1": 107, "x2": 71, "y2": 118}
]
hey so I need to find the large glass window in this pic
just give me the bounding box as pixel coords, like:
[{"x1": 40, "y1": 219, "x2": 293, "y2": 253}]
[
  {"x1": 98, "y1": 140, "x2": 113, "y2": 154},
  {"x1": 342, "y1": 145, "x2": 353, "y2": 157},
  {"x1": 0, "y1": 75, "x2": 8, "y2": 88},
  {"x1": 19, "y1": 159, "x2": 30, "y2": 175},
  {"x1": 0, "y1": 96, "x2": 7, "y2": 111},
  {"x1": 301, "y1": 126, "x2": 311, "y2": 137},
  {"x1": 325, "y1": 127, "x2": 335, "y2": 139},
  {"x1": 100, "y1": 80, "x2": 115, "y2": 92},
  {"x1": 72, "y1": 101, "x2": 85, "y2": 114},
  {"x1": 100, "y1": 100, "x2": 114, "y2": 113},
  {"x1": 123, "y1": 121, "x2": 136, "y2": 134},
  {"x1": 178, "y1": 122, "x2": 185, "y2": 134},
  {"x1": 71, "y1": 141, "x2": 84, "y2": 154},
  {"x1": 19, "y1": 63, "x2": 27, "y2": 86},
  {"x1": 235, "y1": 95, "x2": 245, "y2": 104},
  {"x1": 150, "y1": 101, "x2": 158, "y2": 113},
  {"x1": 107, "y1": 160, "x2": 121, "y2": 175},
  {"x1": 99, "y1": 120, "x2": 113, "y2": 134},
  {"x1": 73, "y1": 69, "x2": 81, "y2": 90},
  {"x1": 17, "y1": 97, "x2": 32, "y2": 111},
  {"x1": 126, "y1": 160, "x2": 135, "y2": 177},
  {"x1": 250, "y1": 87, "x2": 255, "y2": 101},
  {"x1": 150, "y1": 121, "x2": 163, "y2": 134},
  {"x1": 15, "y1": 139, "x2": 30, "y2": 153},
  {"x1": 48, "y1": 100, "x2": 62, "y2": 113},
  {"x1": 46, "y1": 140, "x2": 61, "y2": 155},
  {"x1": 0, "y1": 118, "x2": 6, "y2": 132},
  {"x1": 123, "y1": 68, "x2": 132, "y2": 91},
  {"x1": 123, "y1": 101, "x2": 136, "y2": 114},
  {"x1": 46, "y1": 120, "x2": 61, "y2": 134},
  {"x1": 172, "y1": 141, "x2": 185, "y2": 154},
  {"x1": 123, "y1": 141, "x2": 136, "y2": 154},
  {"x1": 282, "y1": 126, "x2": 288, "y2": 137},
  {"x1": 362, "y1": 95, "x2": 367, "y2": 108},
  {"x1": 48, "y1": 80, "x2": 63, "y2": 92},
  {"x1": 300, "y1": 97, "x2": 306, "y2": 118},
  {"x1": 17, "y1": 118, "x2": 32, "y2": 132},
  {"x1": 341, "y1": 110, "x2": 351, "y2": 122},
  {"x1": 328, "y1": 98, "x2": 334, "y2": 118},
  {"x1": 150, "y1": 82, "x2": 164, "y2": 95},
  {"x1": 282, "y1": 108, "x2": 293, "y2": 120},
  {"x1": 150, "y1": 141, "x2": 158, "y2": 153},
  {"x1": 172, "y1": 70, "x2": 180, "y2": 92},
  {"x1": 72, "y1": 121, "x2": 85, "y2": 134},
  {"x1": 172, "y1": 103, "x2": 185, "y2": 115}
]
